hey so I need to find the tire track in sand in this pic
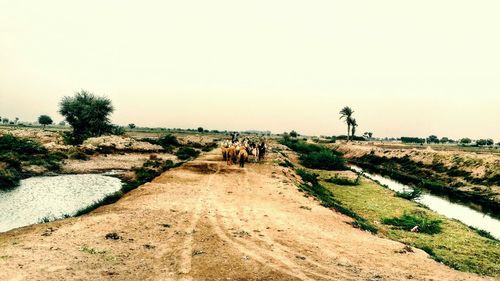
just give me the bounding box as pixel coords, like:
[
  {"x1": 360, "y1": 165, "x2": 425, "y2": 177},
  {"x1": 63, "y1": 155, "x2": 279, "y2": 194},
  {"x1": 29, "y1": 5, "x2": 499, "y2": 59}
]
[{"x1": 176, "y1": 162, "x2": 220, "y2": 280}]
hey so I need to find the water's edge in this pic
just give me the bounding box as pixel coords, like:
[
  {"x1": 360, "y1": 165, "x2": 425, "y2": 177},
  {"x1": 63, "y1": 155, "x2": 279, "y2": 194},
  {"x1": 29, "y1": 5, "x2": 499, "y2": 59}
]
[
  {"x1": 0, "y1": 174, "x2": 123, "y2": 233},
  {"x1": 351, "y1": 166, "x2": 500, "y2": 240}
]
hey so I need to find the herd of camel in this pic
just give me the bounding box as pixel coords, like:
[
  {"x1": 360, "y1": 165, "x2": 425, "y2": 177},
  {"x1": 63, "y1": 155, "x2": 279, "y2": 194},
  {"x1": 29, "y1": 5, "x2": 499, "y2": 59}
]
[{"x1": 220, "y1": 139, "x2": 267, "y2": 168}]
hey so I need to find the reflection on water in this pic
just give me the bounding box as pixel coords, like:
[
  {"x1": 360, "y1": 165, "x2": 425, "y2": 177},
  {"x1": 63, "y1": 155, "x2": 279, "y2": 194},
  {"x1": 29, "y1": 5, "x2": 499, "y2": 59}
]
[
  {"x1": 0, "y1": 174, "x2": 122, "y2": 233},
  {"x1": 351, "y1": 166, "x2": 500, "y2": 240}
]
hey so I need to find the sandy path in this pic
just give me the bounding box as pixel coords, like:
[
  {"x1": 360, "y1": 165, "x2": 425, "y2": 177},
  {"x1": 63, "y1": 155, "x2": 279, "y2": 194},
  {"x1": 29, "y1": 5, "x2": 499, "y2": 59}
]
[{"x1": 0, "y1": 150, "x2": 492, "y2": 281}]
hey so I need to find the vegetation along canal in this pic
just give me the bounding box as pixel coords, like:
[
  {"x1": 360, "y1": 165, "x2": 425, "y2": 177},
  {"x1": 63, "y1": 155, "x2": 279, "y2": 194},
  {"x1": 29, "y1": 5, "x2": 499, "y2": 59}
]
[{"x1": 351, "y1": 166, "x2": 500, "y2": 240}]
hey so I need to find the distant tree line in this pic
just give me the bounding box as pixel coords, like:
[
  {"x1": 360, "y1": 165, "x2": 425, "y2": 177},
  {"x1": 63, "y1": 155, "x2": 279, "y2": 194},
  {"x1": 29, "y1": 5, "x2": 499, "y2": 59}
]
[{"x1": 400, "y1": 135, "x2": 496, "y2": 146}]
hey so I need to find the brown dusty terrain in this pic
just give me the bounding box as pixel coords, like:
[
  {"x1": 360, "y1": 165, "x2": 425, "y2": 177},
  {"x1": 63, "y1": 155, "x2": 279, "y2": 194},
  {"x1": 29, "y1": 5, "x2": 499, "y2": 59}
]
[
  {"x1": 0, "y1": 149, "x2": 493, "y2": 281},
  {"x1": 62, "y1": 153, "x2": 177, "y2": 174}
]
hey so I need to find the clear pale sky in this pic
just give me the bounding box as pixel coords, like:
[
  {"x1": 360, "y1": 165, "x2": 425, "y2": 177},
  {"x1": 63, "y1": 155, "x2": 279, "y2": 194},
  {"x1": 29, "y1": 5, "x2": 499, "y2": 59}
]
[{"x1": 1, "y1": 1, "x2": 499, "y2": 140}]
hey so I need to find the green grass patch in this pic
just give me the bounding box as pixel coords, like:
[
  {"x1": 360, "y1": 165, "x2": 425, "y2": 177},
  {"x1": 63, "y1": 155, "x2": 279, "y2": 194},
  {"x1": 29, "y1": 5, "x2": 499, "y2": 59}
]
[
  {"x1": 326, "y1": 174, "x2": 360, "y2": 186},
  {"x1": 320, "y1": 172, "x2": 500, "y2": 276},
  {"x1": 280, "y1": 138, "x2": 346, "y2": 170},
  {"x1": 295, "y1": 169, "x2": 378, "y2": 233},
  {"x1": 80, "y1": 245, "x2": 107, "y2": 255},
  {"x1": 382, "y1": 212, "x2": 442, "y2": 234},
  {"x1": 278, "y1": 159, "x2": 295, "y2": 168}
]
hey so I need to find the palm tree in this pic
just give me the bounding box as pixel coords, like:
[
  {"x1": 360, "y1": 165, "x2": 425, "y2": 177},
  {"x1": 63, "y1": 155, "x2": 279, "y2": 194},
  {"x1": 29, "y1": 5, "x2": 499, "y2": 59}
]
[
  {"x1": 350, "y1": 118, "x2": 358, "y2": 139},
  {"x1": 339, "y1": 106, "x2": 354, "y2": 141}
]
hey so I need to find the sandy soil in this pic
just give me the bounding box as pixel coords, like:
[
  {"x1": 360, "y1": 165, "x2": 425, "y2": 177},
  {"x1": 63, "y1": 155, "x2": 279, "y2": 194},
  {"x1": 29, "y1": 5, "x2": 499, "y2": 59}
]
[
  {"x1": 0, "y1": 149, "x2": 492, "y2": 281},
  {"x1": 62, "y1": 153, "x2": 177, "y2": 174}
]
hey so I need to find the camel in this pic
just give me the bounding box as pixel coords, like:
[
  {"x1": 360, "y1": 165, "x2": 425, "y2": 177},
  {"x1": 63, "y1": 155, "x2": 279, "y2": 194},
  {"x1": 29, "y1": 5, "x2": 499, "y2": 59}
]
[
  {"x1": 238, "y1": 147, "x2": 249, "y2": 168},
  {"x1": 226, "y1": 146, "x2": 237, "y2": 165}
]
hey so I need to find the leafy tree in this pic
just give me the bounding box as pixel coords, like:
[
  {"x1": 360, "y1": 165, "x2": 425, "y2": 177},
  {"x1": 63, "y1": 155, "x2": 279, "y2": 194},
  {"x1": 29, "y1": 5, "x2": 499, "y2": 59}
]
[
  {"x1": 401, "y1": 137, "x2": 425, "y2": 144},
  {"x1": 476, "y1": 139, "x2": 486, "y2": 146},
  {"x1": 128, "y1": 123, "x2": 136, "y2": 129},
  {"x1": 290, "y1": 130, "x2": 298, "y2": 138},
  {"x1": 427, "y1": 135, "x2": 439, "y2": 144},
  {"x1": 350, "y1": 118, "x2": 358, "y2": 138},
  {"x1": 38, "y1": 115, "x2": 53, "y2": 129},
  {"x1": 440, "y1": 137, "x2": 449, "y2": 143},
  {"x1": 476, "y1": 139, "x2": 494, "y2": 146},
  {"x1": 59, "y1": 90, "x2": 114, "y2": 144},
  {"x1": 339, "y1": 106, "x2": 354, "y2": 141},
  {"x1": 2, "y1": 118, "x2": 9, "y2": 124},
  {"x1": 197, "y1": 127, "x2": 204, "y2": 133},
  {"x1": 14, "y1": 117, "x2": 19, "y2": 124},
  {"x1": 459, "y1": 138, "x2": 472, "y2": 144},
  {"x1": 58, "y1": 121, "x2": 66, "y2": 126}
]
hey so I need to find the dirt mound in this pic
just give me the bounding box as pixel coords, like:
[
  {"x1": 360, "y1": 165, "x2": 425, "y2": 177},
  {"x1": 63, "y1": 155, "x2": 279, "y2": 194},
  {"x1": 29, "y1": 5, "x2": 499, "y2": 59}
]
[
  {"x1": 0, "y1": 129, "x2": 71, "y2": 151},
  {"x1": 81, "y1": 135, "x2": 163, "y2": 153}
]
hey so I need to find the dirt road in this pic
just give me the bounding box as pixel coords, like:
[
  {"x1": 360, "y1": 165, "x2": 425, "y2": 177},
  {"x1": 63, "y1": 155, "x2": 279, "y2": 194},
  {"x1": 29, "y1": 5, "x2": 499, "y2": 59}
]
[{"x1": 0, "y1": 150, "x2": 492, "y2": 281}]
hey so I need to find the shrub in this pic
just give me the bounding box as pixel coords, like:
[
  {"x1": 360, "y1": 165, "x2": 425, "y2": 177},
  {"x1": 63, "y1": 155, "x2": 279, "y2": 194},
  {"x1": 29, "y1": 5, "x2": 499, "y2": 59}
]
[
  {"x1": 0, "y1": 168, "x2": 20, "y2": 187},
  {"x1": 470, "y1": 227, "x2": 498, "y2": 241},
  {"x1": 395, "y1": 188, "x2": 423, "y2": 200},
  {"x1": 187, "y1": 141, "x2": 204, "y2": 148},
  {"x1": 382, "y1": 213, "x2": 442, "y2": 234},
  {"x1": 201, "y1": 142, "x2": 218, "y2": 152},
  {"x1": 69, "y1": 151, "x2": 89, "y2": 160},
  {"x1": 278, "y1": 159, "x2": 295, "y2": 168},
  {"x1": 158, "y1": 134, "x2": 180, "y2": 148},
  {"x1": 280, "y1": 138, "x2": 346, "y2": 170},
  {"x1": 280, "y1": 138, "x2": 322, "y2": 154},
  {"x1": 299, "y1": 150, "x2": 346, "y2": 170},
  {"x1": 0, "y1": 135, "x2": 47, "y2": 155},
  {"x1": 176, "y1": 147, "x2": 200, "y2": 160},
  {"x1": 326, "y1": 175, "x2": 360, "y2": 186},
  {"x1": 0, "y1": 135, "x2": 62, "y2": 189},
  {"x1": 111, "y1": 125, "x2": 126, "y2": 135}
]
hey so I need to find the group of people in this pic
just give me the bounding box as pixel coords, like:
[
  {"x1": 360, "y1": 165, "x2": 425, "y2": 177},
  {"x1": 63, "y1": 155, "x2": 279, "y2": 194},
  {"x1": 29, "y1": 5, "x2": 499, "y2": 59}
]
[{"x1": 220, "y1": 136, "x2": 267, "y2": 168}]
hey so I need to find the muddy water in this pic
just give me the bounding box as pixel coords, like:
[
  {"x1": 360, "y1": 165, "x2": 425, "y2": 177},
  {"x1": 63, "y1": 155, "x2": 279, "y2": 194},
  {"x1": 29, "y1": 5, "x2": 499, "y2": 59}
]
[
  {"x1": 0, "y1": 174, "x2": 122, "y2": 233},
  {"x1": 350, "y1": 166, "x2": 500, "y2": 240}
]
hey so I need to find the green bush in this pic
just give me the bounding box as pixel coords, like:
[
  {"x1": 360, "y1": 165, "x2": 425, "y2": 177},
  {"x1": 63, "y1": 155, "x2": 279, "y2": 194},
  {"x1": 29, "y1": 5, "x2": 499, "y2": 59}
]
[
  {"x1": 280, "y1": 138, "x2": 323, "y2": 154},
  {"x1": 382, "y1": 213, "x2": 442, "y2": 234},
  {"x1": 326, "y1": 175, "x2": 360, "y2": 186},
  {"x1": 278, "y1": 159, "x2": 295, "y2": 168},
  {"x1": 0, "y1": 168, "x2": 20, "y2": 187},
  {"x1": 296, "y1": 169, "x2": 319, "y2": 185},
  {"x1": 69, "y1": 151, "x2": 90, "y2": 160},
  {"x1": 158, "y1": 134, "x2": 180, "y2": 148},
  {"x1": 201, "y1": 142, "x2": 218, "y2": 152},
  {"x1": 299, "y1": 150, "x2": 346, "y2": 170},
  {"x1": 395, "y1": 188, "x2": 423, "y2": 200},
  {"x1": 0, "y1": 134, "x2": 47, "y2": 155},
  {"x1": 0, "y1": 135, "x2": 63, "y2": 189},
  {"x1": 176, "y1": 147, "x2": 200, "y2": 160},
  {"x1": 280, "y1": 138, "x2": 346, "y2": 170},
  {"x1": 111, "y1": 125, "x2": 126, "y2": 136}
]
